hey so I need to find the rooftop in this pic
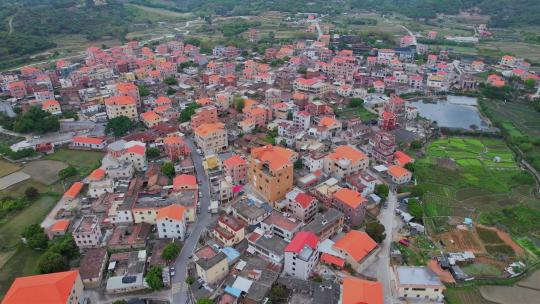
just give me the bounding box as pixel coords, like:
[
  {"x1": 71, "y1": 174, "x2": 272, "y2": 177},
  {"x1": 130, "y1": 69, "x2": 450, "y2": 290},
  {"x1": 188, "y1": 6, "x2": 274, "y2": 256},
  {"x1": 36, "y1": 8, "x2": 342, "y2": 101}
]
[{"x1": 396, "y1": 266, "x2": 444, "y2": 286}]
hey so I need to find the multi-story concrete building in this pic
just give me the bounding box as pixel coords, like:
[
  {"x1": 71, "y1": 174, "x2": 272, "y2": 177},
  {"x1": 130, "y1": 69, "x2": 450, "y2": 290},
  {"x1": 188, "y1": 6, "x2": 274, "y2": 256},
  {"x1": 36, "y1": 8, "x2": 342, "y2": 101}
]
[
  {"x1": 283, "y1": 231, "x2": 320, "y2": 280},
  {"x1": 303, "y1": 208, "x2": 344, "y2": 241},
  {"x1": 73, "y1": 215, "x2": 102, "y2": 249},
  {"x1": 285, "y1": 187, "x2": 318, "y2": 222},
  {"x1": 223, "y1": 154, "x2": 247, "y2": 185},
  {"x1": 211, "y1": 215, "x2": 245, "y2": 246},
  {"x1": 156, "y1": 205, "x2": 186, "y2": 240},
  {"x1": 115, "y1": 82, "x2": 140, "y2": 106},
  {"x1": 332, "y1": 188, "x2": 367, "y2": 227},
  {"x1": 194, "y1": 246, "x2": 229, "y2": 285},
  {"x1": 248, "y1": 145, "x2": 296, "y2": 205},
  {"x1": 395, "y1": 266, "x2": 445, "y2": 301},
  {"x1": 105, "y1": 95, "x2": 138, "y2": 120},
  {"x1": 194, "y1": 123, "x2": 228, "y2": 155},
  {"x1": 323, "y1": 145, "x2": 369, "y2": 180},
  {"x1": 191, "y1": 106, "x2": 218, "y2": 129}
]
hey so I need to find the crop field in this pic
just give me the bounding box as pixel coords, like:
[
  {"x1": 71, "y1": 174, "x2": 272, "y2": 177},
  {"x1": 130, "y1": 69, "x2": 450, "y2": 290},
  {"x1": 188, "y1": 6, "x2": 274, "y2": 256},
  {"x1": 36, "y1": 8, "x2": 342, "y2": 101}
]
[
  {"x1": 416, "y1": 137, "x2": 540, "y2": 238},
  {"x1": 446, "y1": 286, "x2": 497, "y2": 304}
]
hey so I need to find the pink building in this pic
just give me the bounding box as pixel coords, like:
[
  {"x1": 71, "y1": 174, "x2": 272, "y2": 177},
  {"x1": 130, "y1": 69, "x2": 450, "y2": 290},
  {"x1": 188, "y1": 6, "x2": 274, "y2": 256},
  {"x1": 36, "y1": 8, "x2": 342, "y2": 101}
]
[
  {"x1": 7, "y1": 81, "x2": 27, "y2": 99},
  {"x1": 191, "y1": 106, "x2": 218, "y2": 129},
  {"x1": 223, "y1": 154, "x2": 247, "y2": 185},
  {"x1": 164, "y1": 135, "x2": 190, "y2": 161}
]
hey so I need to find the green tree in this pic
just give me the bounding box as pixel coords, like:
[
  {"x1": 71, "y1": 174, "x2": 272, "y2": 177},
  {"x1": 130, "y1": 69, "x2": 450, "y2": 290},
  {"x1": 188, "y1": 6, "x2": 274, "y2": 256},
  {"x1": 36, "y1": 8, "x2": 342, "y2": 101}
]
[
  {"x1": 58, "y1": 165, "x2": 78, "y2": 180},
  {"x1": 408, "y1": 198, "x2": 423, "y2": 219},
  {"x1": 410, "y1": 140, "x2": 422, "y2": 150},
  {"x1": 404, "y1": 162, "x2": 415, "y2": 172},
  {"x1": 365, "y1": 220, "x2": 386, "y2": 243},
  {"x1": 294, "y1": 159, "x2": 303, "y2": 169},
  {"x1": 112, "y1": 301, "x2": 128, "y2": 304},
  {"x1": 48, "y1": 235, "x2": 79, "y2": 260},
  {"x1": 375, "y1": 184, "x2": 390, "y2": 200},
  {"x1": 348, "y1": 98, "x2": 364, "y2": 108},
  {"x1": 525, "y1": 78, "x2": 536, "y2": 90},
  {"x1": 161, "y1": 242, "x2": 181, "y2": 262},
  {"x1": 24, "y1": 186, "x2": 39, "y2": 200},
  {"x1": 12, "y1": 107, "x2": 60, "y2": 134},
  {"x1": 197, "y1": 299, "x2": 213, "y2": 304},
  {"x1": 161, "y1": 162, "x2": 175, "y2": 178},
  {"x1": 145, "y1": 266, "x2": 164, "y2": 291},
  {"x1": 164, "y1": 76, "x2": 178, "y2": 86},
  {"x1": 146, "y1": 147, "x2": 161, "y2": 159},
  {"x1": 105, "y1": 116, "x2": 134, "y2": 137},
  {"x1": 167, "y1": 87, "x2": 177, "y2": 95},
  {"x1": 286, "y1": 112, "x2": 293, "y2": 121},
  {"x1": 39, "y1": 252, "x2": 66, "y2": 274},
  {"x1": 179, "y1": 103, "x2": 200, "y2": 123},
  {"x1": 185, "y1": 276, "x2": 195, "y2": 285},
  {"x1": 22, "y1": 224, "x2": 49, "y2": 250},
  {"x1": 138, "y1": 84, "x2": 150, "y2": 97},
  {"x1": 234, "y1": 96, "x2": 245, "y2": 113}
]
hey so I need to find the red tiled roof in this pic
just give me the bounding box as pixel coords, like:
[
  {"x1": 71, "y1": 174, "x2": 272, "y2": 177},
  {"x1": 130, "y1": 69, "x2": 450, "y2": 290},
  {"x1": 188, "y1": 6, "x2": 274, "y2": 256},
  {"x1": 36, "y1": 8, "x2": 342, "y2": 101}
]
[
  {"x1": 320, "y1": 253, "x2": 345, "y2": 267},
  {"x1": 64, "y1": 182, "x2": 84, "y2": 199},
  {"x1": 49, "y1": 219, "x2": 70, "y2": 232},
  {"x1": 341, "y1": 276, "x2": 383, "y2": 304},
  {"x1": 333, "y1": 230, "x2": 377, "y2": 262},
  {"x1": 2, "y1": 270, "x2": 80, "y2": 304},
  {"x1": 284, "y1": 231, "x2": 319, "y2": 253},
  {"x1": 72, "y1": 136, "x2": 104, "y2": 145},
  {"x1": 295, "y1": 192, "x2": 315, "y2": 209}
]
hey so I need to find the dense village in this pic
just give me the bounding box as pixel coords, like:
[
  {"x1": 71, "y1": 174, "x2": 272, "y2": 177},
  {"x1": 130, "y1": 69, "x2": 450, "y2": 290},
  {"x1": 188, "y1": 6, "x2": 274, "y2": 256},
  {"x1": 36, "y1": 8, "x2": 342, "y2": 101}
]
[{"x1": 0, "y1": 12, "x2": 539, "y2": 304}]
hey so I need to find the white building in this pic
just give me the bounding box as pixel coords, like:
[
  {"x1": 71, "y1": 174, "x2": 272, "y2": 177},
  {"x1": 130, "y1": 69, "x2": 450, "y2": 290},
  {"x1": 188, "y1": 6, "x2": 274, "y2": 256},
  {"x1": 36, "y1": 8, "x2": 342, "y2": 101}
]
[
  {"x1": 293, "y1": 110, "x2": 311, "y2": 130},
  {"x1": 395, "y1": 266, "x2": 445, "y2": 301},
  {"x1": 73, "y1": 215, "x2": 102, "y2": 249},
  {"x1": 283, "y1": 231, "x2": 320, "y2": 280},
  {"x1": 156, "y1": 205, "x2": 186, "y2": 240}
]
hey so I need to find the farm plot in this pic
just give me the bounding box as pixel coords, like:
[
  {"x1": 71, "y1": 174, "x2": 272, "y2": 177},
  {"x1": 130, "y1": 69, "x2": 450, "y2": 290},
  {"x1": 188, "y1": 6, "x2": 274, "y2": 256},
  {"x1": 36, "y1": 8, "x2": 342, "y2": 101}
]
[{"x1": 21, "y1": 160, "x2": 67, "y2": 185}]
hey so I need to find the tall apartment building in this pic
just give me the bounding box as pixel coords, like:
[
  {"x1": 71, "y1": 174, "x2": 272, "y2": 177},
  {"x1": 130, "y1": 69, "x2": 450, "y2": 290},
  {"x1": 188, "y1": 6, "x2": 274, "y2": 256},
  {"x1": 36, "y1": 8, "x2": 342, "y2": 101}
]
[
  {"x1": 323, "y1": 145, "x2": 369, "y2": 180},
  {"x1": 194, "y1": 123, "x2": 228, "y2": 155},
  {"x1": 105, "y1": 95, "x2": 138, "y2": 120},
  {"x1": 73, "y1": 215, "x2": 102, "y2": 249}
]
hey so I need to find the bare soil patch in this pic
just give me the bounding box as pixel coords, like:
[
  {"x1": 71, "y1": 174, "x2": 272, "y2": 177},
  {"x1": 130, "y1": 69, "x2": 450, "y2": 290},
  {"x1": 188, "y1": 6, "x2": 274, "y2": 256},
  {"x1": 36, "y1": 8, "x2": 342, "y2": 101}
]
[{"x1": 21, "y1": 160, "x2": 67, "y2": 185}]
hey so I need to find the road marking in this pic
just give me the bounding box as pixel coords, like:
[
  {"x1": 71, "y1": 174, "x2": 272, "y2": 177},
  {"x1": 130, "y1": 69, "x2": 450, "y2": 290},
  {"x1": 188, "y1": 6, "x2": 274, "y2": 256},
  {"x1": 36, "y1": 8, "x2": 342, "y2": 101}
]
[{"x1": 171, "y1": 282, "x2": 183, "y2": 294}]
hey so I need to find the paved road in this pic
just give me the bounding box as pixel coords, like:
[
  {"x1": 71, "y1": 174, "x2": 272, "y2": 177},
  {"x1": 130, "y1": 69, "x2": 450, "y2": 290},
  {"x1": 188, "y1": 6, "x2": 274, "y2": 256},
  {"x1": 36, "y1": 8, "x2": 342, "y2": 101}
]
[
  {"x1": 171, "y1": 138, "x2": 214, "y2": 304},
  {"x1": 362, "y1": 190, "x2": 399, "y2": 304}
]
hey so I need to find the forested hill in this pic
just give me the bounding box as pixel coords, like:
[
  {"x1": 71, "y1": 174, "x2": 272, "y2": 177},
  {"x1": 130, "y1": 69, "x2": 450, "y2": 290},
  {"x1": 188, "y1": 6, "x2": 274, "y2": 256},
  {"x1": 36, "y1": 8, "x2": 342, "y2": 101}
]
[
  {"x1": 134, "y1": 0, "x2": 540, "y2": 27},
  {"x1": 0, "y1": 0, "x2": 135, "y2": 68}
]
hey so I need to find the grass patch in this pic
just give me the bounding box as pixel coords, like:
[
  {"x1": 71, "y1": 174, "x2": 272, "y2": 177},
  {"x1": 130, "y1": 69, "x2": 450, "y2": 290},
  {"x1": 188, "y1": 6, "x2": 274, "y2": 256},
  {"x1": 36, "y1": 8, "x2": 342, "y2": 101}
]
[
  {"x1": 446, "y1": 286, "x2": 496, "y2": 304},
  {"x1": 0, "y1": 245, "x2": 42, "y2": 300},
  {"x1": 462, "y1": 263, "x2": 503, "y2": 277},
  {"x1": 485, "y1": 244, "x2": 515, "y2": 257},
  {"x1": 0, "y1": 160, "x2": 20, "y2": 178},
  {"x1": 0, "y1": 194, "x2": 57, "y2": 251},
  {"x1": 45, "y1": 148, "x2": 104, "y2": 177},
  {"x1": 477, "y1": 227, "x2": 504, "y2": 244}
]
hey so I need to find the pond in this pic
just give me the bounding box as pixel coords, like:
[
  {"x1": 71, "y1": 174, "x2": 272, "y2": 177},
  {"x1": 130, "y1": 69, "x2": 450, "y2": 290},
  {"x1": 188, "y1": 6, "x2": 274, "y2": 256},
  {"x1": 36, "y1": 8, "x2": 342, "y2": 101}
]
[{"x1": 408, "y1": 95, "x2": 490, "y2": 130}]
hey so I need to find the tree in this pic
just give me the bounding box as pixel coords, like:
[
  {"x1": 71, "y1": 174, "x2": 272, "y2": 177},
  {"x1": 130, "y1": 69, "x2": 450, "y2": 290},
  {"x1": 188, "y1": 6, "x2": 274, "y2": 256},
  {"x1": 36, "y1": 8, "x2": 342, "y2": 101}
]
[
  {"x1": 348, "y1": 98, "x2": 364, "y2": 108},
  {"x1": 408, "y1": 198, "x2": 423, "y2": 219},
  {"x1": 22, "y1": 224, "x2": 49, "y2": 250},
  {"x1": 48, "y1": 235, "x2": 79, "y2": 260},
  {"x1": 365, "y1": 221, "x2": 386, "y2": 243},
  {"x1": 146, "y1": 147, "x2": 161, "y2": 159},
  {"x1": 375, "y1": 184, "x2": 390, "y2": 200},
  {"x1": 410, "y1": 140, "x2": 422, "y2": 149},
  {"x1": 197, "y1": 299, "x2": 213, "y2": 304},
  {"x1": 161, "y1": 162, "x2": 175, "y2": 178},
  {"x1": 404, "y1": 162, "x2": 415, "y2": 172},
  {"x1": 294, "y1": 158, "x2": 303, "y2": 169},
  {"x1": 166, "y1": 87, "x2": 177, "y2": 95},
  {"x1": 12, "y1": 107, "x2": 60, "y2": 134},
  {"x1": 164, "y1": 76, "x2": 178, "y2": 86},
  {"x1": 105, "y1": 116, "x2": 134, "y2": 137},
  {"x1": 185, "y1": 276, "x2": 195, "y2": 285},
  {"x1": 39, "y1": 252, "x2": 66, "y2": 273},
  {"x1": 525, "y1": 78, "x2": 536, "y2": 90},
  {"x1": 297, "y1": 67, "x2": 307, "y2": 75},
  {"x1": 161, "y1": 242, "x2": 181, "y2": 262},
  {"x1": 145, "y1": 266, "x2": 164, "y2": 291},
  {"x1": 179, "y1": 103, "x2": 200, "y2": 123},
  {"x1": 138, "y1": 84, "x2": 150, "y2": 97},
  {"x1": 286, "y1": 112, "x2": 293, "y2": 121},
  {"x1": 24, "y1": 186, "x2": 39, "y2": 200},
  {"x1": 234, "y1": 96, "x2": 245, "y2": 113},
  {"x1": 58, "y1": 165, "x2": 78, "y2": 180},
  {"x1": 112, "y1": 301, "x2": 128, "y2": 304}
]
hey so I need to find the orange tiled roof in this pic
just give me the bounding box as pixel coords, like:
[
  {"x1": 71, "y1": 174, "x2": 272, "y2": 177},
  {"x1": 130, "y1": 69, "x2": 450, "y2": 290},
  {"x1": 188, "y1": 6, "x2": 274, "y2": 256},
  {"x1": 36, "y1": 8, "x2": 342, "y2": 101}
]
[
  {"x1": 327, "y1": 145, "x2": 367, "y2": 164},
  {"x1": 116, "y1": 82, "x2": 137, "y2": 92},
  {"x1": 88, "y1": 168, "x2": 105, "y2": 181},
  {"x1": 72, "y1": 136, "x2": 104, "y2": 145},
  {"x1": 42, "y1": 99, "x2": 59, "y2": 109},
  {"x1": 126, "y1": 145, "x2": 145, "y2": 156},
  {"x1": 387, "y1": 165, "x2": 411, "y2": 178},
  {"x1": 64, "y1": 182, "x2": 84, "y2": 199},
  {"x1": 251, "y1": 145, "x2": 294, "y2": 171},
  {"x1": 194, "y1": 123, "x2": 224, "y2": 137},
  {"x1": 164, "y1": 135, "x2": 184, "y2": 145},
  {"x1": 394, "y1": 151, "x2": 413, "y2": 166},
  {"x1": 319, "y1": 116, "x2": 338, "y2": 128},
  {"x1": 141, "y1": 110, "x2": 161, "y2": 122},
  {"x1": 334, "y1": 188, "x2": 365, "y2": 209},
  {"x1": 223, "y1": 154, "x2": 246, "y2": 168},
  {"x1": 105, "y1": 95, "x2": 136, "y2": 106},
  {"x1": 173, "y1": 174, "x2": 197, "y2": 189},
  {"x1": 2, "y1": 270, "x2": 79, "y2": 304},
  {"x1": 320, "y1": 253, "x2": 345, "y2": 267},
  {"x1": 341, "y1": 276, "x2": 383, "y2": 304},
  {"x1": 333, "y1": 230, "x2": 377, "y2": 262},
  {"x1": 155, "y1": 96, "x2": 171, "y2": 105},
  {"x1": 49, "y1": 219, "x2": 70, "y2": 232},
  {"x1": 156, "y1": 204, "x2": 186, "y2": 221}
]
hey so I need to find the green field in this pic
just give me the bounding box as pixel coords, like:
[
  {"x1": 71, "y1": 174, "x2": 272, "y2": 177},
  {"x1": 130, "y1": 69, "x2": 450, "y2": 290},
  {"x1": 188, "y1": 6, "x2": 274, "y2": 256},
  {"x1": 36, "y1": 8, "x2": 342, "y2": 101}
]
[
  {"x1": 446, "y1": 286, "x2": 497, "y2": 304},
  {"x1": 416, "y1": 137, "x2": 540, "y2": 236},
  {"x1": 45, "y1": 148, "x2": 104, "y2": 176}
]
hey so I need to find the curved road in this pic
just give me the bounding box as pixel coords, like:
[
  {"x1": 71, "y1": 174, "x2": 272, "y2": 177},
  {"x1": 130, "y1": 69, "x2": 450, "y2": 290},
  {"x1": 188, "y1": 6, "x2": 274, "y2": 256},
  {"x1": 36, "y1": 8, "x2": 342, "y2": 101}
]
[{"x1": 171, "y1": 138, "x2": 213, "y2": 304}]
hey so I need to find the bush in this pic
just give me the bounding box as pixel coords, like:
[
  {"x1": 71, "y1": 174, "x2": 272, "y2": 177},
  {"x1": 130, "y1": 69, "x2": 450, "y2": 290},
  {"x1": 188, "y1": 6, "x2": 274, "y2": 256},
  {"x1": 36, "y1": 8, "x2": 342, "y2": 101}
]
[
  {"x1": 58, "y1": 165, "x2": 78, "y2": 180},
  {"x1": 161, "y1": 242, "x2": 181, "y2": 261},
  {"x1": 161, "y1": 162, "x2": 175, "y2": 178},
  {"x1": 24, "y1": 187, "x2": 39, "y2": 200},
  {"x1": 365, "y1": 221, "x2": 386, "y2": 243},
  {"x1": 145, "y1": 266, "x2": 164, "y2": 291},
  {"x1": 22, "y1": 224, "x2": 49, "y2": 250},
  {"x1": 39, "y1": 252, "x2": 66, "y2": 274}
]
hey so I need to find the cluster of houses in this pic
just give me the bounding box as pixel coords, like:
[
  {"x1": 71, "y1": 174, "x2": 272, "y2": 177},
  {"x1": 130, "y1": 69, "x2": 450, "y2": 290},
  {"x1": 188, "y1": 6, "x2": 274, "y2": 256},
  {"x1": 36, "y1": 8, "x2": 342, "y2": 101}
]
[{"x1": 3, "y1": 13, "x2": 537, "y2": 304}]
